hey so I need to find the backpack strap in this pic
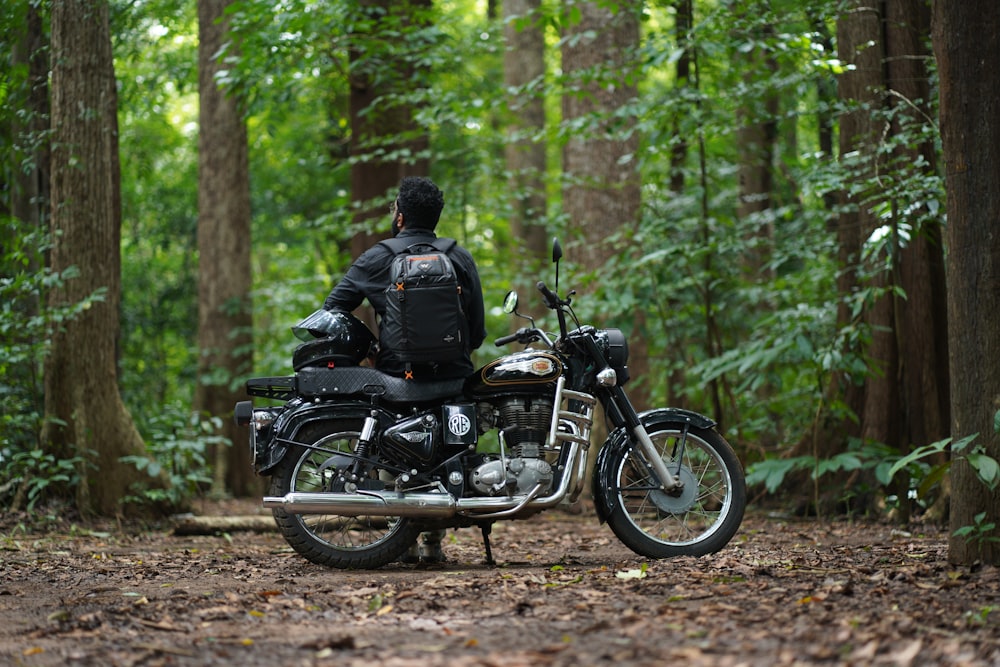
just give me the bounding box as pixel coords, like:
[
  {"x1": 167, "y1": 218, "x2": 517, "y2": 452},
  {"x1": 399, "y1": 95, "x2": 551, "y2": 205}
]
[
  {"x1": 377, "y1": 236, "x2": 455, "y2": 256},
  {"x1": 429, "y1": 237, "x2": 457, "y2": 254},
  {"x1": 378, "y1": 237, "x2": 458, "y2": 255},
  {"x1": 377, "y1": 236, "x2": 412, "y2": 255}
]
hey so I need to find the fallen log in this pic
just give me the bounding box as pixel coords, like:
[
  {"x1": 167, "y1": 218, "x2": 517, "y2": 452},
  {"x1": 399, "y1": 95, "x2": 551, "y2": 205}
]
[{"x1": 172, "y1": 514, "x2": 276, "y2": 536}]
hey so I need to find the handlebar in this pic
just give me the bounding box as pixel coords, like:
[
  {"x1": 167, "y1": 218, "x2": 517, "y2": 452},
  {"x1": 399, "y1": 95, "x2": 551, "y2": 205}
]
[
  {"x1": 495, "y1": 282, "x2": 571, "y2": 349},
  {"x1": 537, "y1": 281, "x2": 569, "y2": 338},
  {"x1": 536, "y1": 281, "x2": 559, "y2": 308},
  {"x1": 494, "y1": 331, "x2": 522, "y2": 347}
]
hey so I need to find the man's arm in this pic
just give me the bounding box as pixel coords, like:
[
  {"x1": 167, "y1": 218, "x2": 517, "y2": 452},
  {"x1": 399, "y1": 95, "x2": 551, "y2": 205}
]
[{"x1": 454, "y1": 248, "x2": 487, "y2": 351}]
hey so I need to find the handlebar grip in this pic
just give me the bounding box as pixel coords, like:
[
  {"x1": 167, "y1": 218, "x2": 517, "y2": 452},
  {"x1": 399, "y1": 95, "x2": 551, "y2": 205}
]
[
  {"x1": 536, "y1": 281, "x2": 558, "y2": 308},
  {"x1": 494, "y1": 332, "x2": 520, "y2": 347}
]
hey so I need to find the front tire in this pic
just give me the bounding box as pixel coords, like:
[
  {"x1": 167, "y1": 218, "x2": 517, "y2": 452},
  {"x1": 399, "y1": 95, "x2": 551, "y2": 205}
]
[
  {"x1": 269, "y1": 418, "x2": 421, "y2": 569},
  {"x1": 600, "y1": 425, "x2": 746, "y2": 558}
]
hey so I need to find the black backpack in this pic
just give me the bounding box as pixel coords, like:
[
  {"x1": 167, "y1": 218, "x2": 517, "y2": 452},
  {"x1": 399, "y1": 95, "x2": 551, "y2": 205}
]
[{"x1": 378, "y1": 237, "x2": 468, "y2": 370}]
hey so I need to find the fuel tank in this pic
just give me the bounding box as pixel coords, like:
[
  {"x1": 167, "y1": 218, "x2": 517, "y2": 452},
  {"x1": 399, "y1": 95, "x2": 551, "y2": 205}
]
[{"x1": 465, "y1": 350, "x2": 565, "y2": 398}]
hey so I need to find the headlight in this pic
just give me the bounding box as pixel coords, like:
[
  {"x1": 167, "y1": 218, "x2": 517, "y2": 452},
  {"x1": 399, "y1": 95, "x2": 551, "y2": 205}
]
[
  {"x1": 598, "y1": 329, "x2": 629, "y2": 385},
  {"x1": 597, "y1": 368, "x2": 618, "y2": 387}
]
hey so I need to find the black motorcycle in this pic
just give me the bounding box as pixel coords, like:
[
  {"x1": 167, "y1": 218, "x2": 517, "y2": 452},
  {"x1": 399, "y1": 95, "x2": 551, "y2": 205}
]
[{"x1": 234, "y1": 240, "x2": 746, "y2": 569}]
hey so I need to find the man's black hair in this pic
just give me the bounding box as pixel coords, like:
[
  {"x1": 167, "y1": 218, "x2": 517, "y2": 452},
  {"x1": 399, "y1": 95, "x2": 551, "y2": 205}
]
[{"x1": 396, "y1": 177, "x2": 444, "y2": 230}]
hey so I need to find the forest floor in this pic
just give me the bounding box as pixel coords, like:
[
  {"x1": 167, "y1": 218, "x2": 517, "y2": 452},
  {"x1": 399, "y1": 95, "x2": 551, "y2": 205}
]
[{"x1": 1, "y1": 499, "x2": 999, "y2": 667}]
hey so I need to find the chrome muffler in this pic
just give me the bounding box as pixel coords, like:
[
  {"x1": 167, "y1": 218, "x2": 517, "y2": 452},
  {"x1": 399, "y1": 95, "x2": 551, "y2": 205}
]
[{"x1": 263, "y1": 489, "x2": 457, "y2": 518}]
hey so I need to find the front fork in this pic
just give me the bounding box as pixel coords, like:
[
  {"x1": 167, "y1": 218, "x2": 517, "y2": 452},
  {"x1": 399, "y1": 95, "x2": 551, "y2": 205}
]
[{"x1": 608, "y1": 386, "x2": 683, "y2": 493}]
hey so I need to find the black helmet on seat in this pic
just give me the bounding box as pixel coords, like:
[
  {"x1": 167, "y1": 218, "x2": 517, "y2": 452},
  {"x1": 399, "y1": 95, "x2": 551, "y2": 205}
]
[{"x1": 291, "y1": 309, "x2": 376, "y2": 370}]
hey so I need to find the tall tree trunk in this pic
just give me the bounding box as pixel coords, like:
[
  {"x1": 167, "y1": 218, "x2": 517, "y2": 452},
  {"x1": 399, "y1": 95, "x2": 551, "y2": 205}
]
[
  {"x1": 45, "y1": 0, "x2": 154, "y2": 516},
  {"x1": 195, "y1": 0, "x2": 255, "y2": 497},
  {"x1": 884, "y1": 0, "x2": 949, "y2": 485},
  {"x1": 796, "y1": 0, "x2": 948, "y2": 516},
  {"x1": 787, "y1": 0, "x2": 880, "y2": 509},
  {"x1": 6, "y1": 2, "x2": 49, "y2": 346},
  {"x1": 840, "y1": 1, "x2": 899, "y2": 467},
  {"x1": 660, "y1": 0, "x2": 693, "y2": 408},
  {"x1": 560, "y1": 0, "x2": 640, "y2": 269},
  {"x1": 735, "y1": 21, "x2": 777, "y2": 281},
  {"x1": 934, "y1": 0, "x2": 1000, "y2": 565},
  {"x1": 347, "y1": 0, "x2": 430, "y2": 329},
  {"x1": 669, "y1": 0, "x2": 692, "y2": 196},
  {"x1": 8, "y1": 3, "x2": 50, "y2": 254},
  {"x1": 503, "y1": 0, "x2": 548, "y2": 314},
  {"x1": 560, "y1": 0, "x2": 647, "y2": 408}
]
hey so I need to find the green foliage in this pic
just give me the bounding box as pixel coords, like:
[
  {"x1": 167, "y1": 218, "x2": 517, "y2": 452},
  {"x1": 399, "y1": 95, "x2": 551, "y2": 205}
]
[
  {"x1": 953, "y1": 513, "x2": 1000, "y2": 549},
  {"x1": 884, "y1": 432, "x2": 999, "y2": 494},
  {"x1": 4, "y1": 448, "x2": 85, "y2": 512},
  {"x1": 1, "y1": 217, "x2": 107, "y2": 511},
  {"x1": 2, "y1": 0, "x2": 972, "y2": 518},
  {"x1": 746, "y1": 411, "x2": 1000, "y2": 514},
  {"x1": 121, "y1": 407, "x2": 227, "y2": 508},
  {"x1": 746, "y1": 439, "x2": 892, "y2": 495}
]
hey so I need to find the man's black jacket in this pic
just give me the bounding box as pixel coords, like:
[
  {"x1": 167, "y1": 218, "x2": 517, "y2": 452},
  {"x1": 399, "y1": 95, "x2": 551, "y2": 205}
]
[{"x1": 323, "y1": 228, "x2": 487, "y2": 379}]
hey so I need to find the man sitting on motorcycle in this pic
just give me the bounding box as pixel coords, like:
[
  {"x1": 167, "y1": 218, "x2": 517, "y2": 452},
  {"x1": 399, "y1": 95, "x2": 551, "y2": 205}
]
[{"x1": 321, "y1": 176, "x2": 487, "y2": 562}]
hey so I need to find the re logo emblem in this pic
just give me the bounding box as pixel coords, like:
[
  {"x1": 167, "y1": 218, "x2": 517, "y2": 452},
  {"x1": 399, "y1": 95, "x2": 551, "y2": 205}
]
[{"x1": 448, "y1": 413, "x2": 472, "y2": 437}]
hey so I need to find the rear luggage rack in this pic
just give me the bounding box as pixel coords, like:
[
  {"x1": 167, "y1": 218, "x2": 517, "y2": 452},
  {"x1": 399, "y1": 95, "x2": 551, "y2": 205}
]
[{"x1": 246, "y1": 376, "x2": 297, "y2": 400}]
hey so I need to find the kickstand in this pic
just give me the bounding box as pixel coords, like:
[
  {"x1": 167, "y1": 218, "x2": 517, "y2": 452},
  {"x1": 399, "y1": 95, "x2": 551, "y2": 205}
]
[{"x1": 480, "y1": 523, "x2": 496, "y2": 566}]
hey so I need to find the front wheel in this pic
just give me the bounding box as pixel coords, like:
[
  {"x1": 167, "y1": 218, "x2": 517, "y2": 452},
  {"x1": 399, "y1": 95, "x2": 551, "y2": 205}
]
[
  {"x1": 269, "y1": 418, "x2": 421, "y2": 569},
  {"x1": 599, "y1": 425, "x2": 746, "y2": 558}
]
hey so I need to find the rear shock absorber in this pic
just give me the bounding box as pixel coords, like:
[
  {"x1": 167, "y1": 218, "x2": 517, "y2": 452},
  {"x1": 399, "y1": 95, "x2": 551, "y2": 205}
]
[{"x1": 345, "y1": 410, "x2": 379, "y2": 489}]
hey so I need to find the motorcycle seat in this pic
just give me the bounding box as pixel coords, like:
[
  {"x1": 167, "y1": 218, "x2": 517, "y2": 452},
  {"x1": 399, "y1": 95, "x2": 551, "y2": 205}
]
[{"x1": 296, "y1": 366, "x2": 466, "y2": 404}]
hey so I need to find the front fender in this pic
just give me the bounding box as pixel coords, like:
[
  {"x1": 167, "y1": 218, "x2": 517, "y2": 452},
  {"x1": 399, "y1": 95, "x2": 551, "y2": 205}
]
[
  {"x1": 256, "y1": 399, "x2": 374, "y2": 475},
  {"x1": 592, "y1": 408, "x2": 717, "y2": 524}
]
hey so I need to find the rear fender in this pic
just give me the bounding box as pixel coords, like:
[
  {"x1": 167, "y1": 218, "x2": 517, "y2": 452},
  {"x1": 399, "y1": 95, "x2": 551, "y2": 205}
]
[
  {"x1": 256, "y1": 399, "x2": 375, "y2": 475},
  {"x1": 592, "y1": 408, "x2": 717, "y2": 524}
]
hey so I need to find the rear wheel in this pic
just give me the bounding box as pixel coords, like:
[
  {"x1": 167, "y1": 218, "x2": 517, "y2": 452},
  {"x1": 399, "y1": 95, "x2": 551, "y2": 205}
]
[
  {"x1": 269, "y1": 418, "x2": 420, "y2": 569},
  {"x1": 601, "y1": 426, "x2": 745, "y2": 558}
]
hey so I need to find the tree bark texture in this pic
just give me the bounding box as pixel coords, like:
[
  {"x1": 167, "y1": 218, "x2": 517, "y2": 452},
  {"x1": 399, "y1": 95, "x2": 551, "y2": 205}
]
[
  {"x1": 503, "y1": 0, "x2": 549, "y2": 293},
  {"x1": 883, "y1": 0, "x2": 949, "y2": 458},
  {"x1": 196, "y1": 0, "x2": 256, "y2": 496},
  {"x1": 560, "y1": 0, "x2": 640, "y2": 270},
  {"x1": 735, "y1": 20, "x2": 777, "y2": 281},
  {"x1": 347, "y1": 0, "x2": 431, "y2": 331},
  {"x1": 560, "y1": 0, "x2": 649, "y2": 409},
  {"x1": 8, "y1": 3, "x2": 50, "y2": 248},
  {"x1": 933, "y1": 0, "x2": 1000, "y2": 565},
  {"x1": 46, "y1": 0, "x2": 151, "y2": 516},
  {"x1": 348, "y1": 0, "x2": 430, "y2": 256},
  {"x1": 804, "y1": 1, "x2": 948, "y2": 511}
]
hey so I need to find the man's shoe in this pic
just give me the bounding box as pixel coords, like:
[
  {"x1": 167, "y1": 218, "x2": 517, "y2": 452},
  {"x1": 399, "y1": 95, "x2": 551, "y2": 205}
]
[
  {"x1": 419, "y1": 540, "x2": 446, "y2": 564},
  {"x1": 400, "y1": 542, "x2": 422, "y2": 564}
]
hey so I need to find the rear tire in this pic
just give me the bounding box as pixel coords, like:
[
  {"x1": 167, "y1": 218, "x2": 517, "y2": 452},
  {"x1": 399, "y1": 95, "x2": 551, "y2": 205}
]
[
  {"x1": 600, "y1": 426, "x2": 745, "y2": 558},
  {"x1": 269, "y1": 418, "x2": 420, "y2": 569}
]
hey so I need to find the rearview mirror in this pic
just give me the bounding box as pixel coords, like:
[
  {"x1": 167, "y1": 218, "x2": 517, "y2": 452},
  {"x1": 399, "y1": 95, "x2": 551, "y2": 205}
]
[
  {"x1": 552, "y1": 239, "x2": 563, "y2": 263},
  {"x1": 502, "y1": 290, "x2": 519, "y2": 314}
]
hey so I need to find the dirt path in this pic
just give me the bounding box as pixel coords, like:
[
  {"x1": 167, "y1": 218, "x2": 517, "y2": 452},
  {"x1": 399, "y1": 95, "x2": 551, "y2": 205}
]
[{"x1": 2, "y1": 503, "x2": 998, "y2": 666}]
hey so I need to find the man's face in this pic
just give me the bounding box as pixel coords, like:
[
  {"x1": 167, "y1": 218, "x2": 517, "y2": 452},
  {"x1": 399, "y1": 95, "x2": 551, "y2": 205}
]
[{"x1": 390, "y1": 199, "x2": 402, "y2": 236}]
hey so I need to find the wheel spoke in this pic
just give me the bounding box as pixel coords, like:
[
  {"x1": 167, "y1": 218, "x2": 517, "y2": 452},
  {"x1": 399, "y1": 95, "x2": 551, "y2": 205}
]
[
  {"x1": 270, "y1": 420, "x2": 421, "y2": 568},
  {"x1": 615, "y1": 431, "x2": 732, "y2": 546}
]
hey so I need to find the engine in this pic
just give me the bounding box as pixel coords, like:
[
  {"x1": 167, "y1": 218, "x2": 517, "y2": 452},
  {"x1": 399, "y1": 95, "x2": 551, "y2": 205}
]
[{"x1": 470, "y1": 397, "x2": 555, "y2": 496}]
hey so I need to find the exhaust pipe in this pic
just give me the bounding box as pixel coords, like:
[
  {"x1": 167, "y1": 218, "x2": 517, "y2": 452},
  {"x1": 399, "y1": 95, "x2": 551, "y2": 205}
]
[
  {"x1": 264, "y1": 442, "x2": 585, "y2": 520},
  {"x1": 263, "y1": 490, "x2": 457, "y2": 518}
]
